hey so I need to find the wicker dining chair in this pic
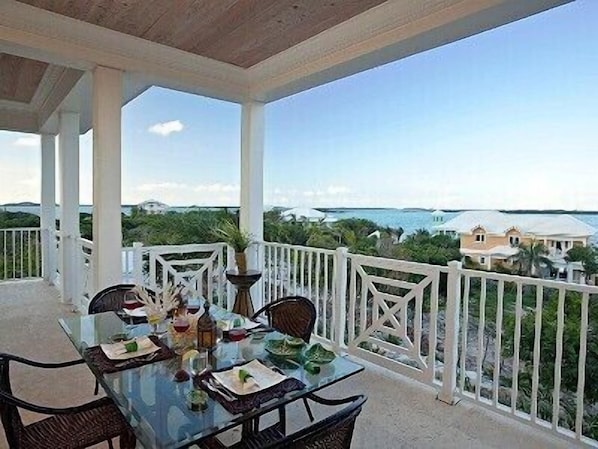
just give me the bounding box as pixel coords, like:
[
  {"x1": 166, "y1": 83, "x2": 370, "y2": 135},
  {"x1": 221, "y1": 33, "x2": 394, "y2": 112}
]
[
  {"x1": 216, "y1": 393, "x2": 366, "y2": 449},
  {"x1": 252, "y1": 296, "x2": 318, "y2": 422},
  {"x1": 251, "y1": 296, "x2": 317, "y2": 343},
  {"x1": 88, "y1": 283, "x2": 142, "y2": 316},
  {"x1": 88, "y1": 283, "x2": 150, "y2": 395},
  {"x1": 0, "y1": 353, "x2": 136, "y2": 449}
]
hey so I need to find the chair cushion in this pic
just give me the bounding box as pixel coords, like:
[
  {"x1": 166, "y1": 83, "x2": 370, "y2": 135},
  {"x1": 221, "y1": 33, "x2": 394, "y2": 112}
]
[{"x1": 21, "y1": 397, "x2": 129, "y2": 449}]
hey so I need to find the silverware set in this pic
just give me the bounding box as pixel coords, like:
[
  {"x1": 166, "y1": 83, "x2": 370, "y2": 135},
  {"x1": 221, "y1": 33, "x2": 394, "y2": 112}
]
[
  {"x1": 114, "y1": 352, "x2": 159, "y2": 368},
  {"x1": 202, "y1": 378, "x2": 236, "y2": 402}
]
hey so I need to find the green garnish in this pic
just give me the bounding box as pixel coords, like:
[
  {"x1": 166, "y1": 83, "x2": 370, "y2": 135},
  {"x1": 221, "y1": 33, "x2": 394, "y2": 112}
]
[
  {"x1": 304, "y1": 361, "x2": 321, "y2": 375},
  {"x1": 233, "y1": 318, "x2": 243, "y2": 328},
  {"x1": 124, "y1": 341, "x2": 138, "y2": 353},
  {"x1": 238, "y1": 368, "x2": 253, "y2": 383}
]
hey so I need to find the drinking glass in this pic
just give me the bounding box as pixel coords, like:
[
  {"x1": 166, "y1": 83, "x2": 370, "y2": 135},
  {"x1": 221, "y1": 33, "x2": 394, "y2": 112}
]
[
  {"x1": 187, "y1": 296, "x2": 201, "y2": 315},
  {"x1": 147, "y1": 309, "x2": 167, "y2": 336},
  {"x1": 189, "y1": 348, "x2": 210, "y2": 377},
  {"x1": 171, "y1": 313, "x2": 192, "y2": 354},
  {"x1": 123, "y1": 291, "x2": 141, "y2": 327}
]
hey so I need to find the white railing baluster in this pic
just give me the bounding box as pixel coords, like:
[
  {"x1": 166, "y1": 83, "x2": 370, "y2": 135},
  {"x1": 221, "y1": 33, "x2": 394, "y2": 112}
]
[
  {"x1": 300, "y1": 250, "x2": 305, "y2": 295},
  {"x1": 3, "y1": 230, "x2": 7, "y2": 280},
  {"x1": 460, "y1": 274, "x2": 471, "y2": 393},
  {"x1": 511, "y1": 282, "x2": 523, "y2": 413},
  {"x1": 475, "y1": 277, "x2": 487, "y2": 401},
  {"x1": 12, "y1": 231, "x2": 16, "y2": 277},
  {"x1": 530, "y1": 285, "x2": 543, "y2": 422},
  {"x1": 575, "y1": 291, "x2": 589, "y2": 440},
  {"x1": 493, "y1": 280, "x2": 504, "y2": 406},
  {"x1": 552, "y1": 287, "x2": 566, "y2": 430},
  {"x1": 349, "y1": 258, "x2": 357, "y2": 344},
  {"x1": 20, "y1": 230, "x2": 24, "y2": 278},
  {"x1": 315, "y1": 251, "x2": 321, "y2": 335},
  {"x1": 307, "y1": 251, "x2": 312, "y2": 300},
  {"x1": 323, "y1": 253, "x2": 329, "y2": 337}
]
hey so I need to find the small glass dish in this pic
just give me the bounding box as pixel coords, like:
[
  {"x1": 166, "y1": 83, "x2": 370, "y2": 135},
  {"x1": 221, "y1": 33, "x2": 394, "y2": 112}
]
[{"x1": 187, "y1": 389, "x2": 208, "y2": 411}]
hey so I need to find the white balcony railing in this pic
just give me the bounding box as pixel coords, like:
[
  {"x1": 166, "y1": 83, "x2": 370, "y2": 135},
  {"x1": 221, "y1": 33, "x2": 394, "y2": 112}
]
[
  {"x1": 0, "y1": 227, "x2": 41, "y2": 281},
  {"x1": 64, "y1": 239, "x2": 598, "y2": 447},
  {"x1": 259, "y1": 241, "x2": 598, "y2": 448}
]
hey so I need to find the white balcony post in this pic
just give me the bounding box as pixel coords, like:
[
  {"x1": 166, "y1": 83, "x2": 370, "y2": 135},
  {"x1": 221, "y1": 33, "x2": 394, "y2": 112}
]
[
  {"x1": 333, "y1": 247, "x2": 349, "y2": 351},
  {"x1": 239, "y1": 101, "x2": 264, "y2": 308},
  {"x1": 58, "y1": 112, "x2": 80, "y2": 305},
  {"x1": 439, "y1": 260, "x2": 463, "y2": 404},
  {"x1": 132, "y1": 242, "x2": 144, "y2": 284},
  {"x1": 40, "y1": 134, "x2": 56, "y2": 284},
  {"x1": 92, "y1": 66, "x2": 123, "y2": 294}
]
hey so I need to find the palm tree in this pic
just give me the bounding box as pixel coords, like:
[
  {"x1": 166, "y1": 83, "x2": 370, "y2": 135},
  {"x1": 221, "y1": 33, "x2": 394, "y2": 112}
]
[{"x1": 509, "y1": 240, "x2": 553, "y2": 277}]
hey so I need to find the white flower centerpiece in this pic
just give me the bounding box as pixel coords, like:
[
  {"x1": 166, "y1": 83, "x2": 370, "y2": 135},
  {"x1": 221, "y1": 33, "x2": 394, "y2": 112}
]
[{"x1": 132, "y1": 283, "x2": 181, "y2": 335}]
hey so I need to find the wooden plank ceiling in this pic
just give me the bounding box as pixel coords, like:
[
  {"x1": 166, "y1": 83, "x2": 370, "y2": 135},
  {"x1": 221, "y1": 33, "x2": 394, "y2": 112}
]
[
  {"x1": 17, "y1": 0, "x2": 388, "y2": 68},
  {"x1": 0, "y1": 54, "x2": 48, "y2": 103}
]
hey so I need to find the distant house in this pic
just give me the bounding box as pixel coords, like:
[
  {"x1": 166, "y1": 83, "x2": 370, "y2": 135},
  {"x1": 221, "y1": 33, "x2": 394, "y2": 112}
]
[
  {"x1": 281, "y1": 207, "x2": 337, "y2": 223},
  {"x1": 435, "y1": 210, "x2": 596, "y2": 282},
  {"x1": 137, "y1": 199, "x2": 169, "y2": 215},
  {"x1": 431, "y1": 209, "x2": 446, "y2": 225}
]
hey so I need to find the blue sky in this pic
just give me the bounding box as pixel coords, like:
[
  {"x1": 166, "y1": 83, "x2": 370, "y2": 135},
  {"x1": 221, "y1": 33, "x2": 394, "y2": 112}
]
[{"x1": 1, "y1": 0, "x2": 597, "y2": 209}]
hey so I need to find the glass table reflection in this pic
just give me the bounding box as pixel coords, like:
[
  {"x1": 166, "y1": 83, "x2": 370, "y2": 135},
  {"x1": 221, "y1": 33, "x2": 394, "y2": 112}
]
[{"x1": 59, "y1": 310, "x2": 363, "y2": 449}]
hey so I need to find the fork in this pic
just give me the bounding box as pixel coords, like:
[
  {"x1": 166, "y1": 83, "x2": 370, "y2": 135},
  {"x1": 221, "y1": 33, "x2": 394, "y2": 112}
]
[
  {"x1": 114, "y1": 352, "x2": 158, "y2": 368},
  {"x1": 203, "y1": 379, "x2": 236, "y2": 402}
]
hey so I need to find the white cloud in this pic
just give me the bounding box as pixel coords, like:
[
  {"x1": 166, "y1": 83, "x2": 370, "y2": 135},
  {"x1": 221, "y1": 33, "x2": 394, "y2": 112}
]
[
  {"x1": 14, "y1": 135, "x2": 40, "y2": 147},
  {"x1": 148, "y1": 120, "x2": 184, "y2": 136}
]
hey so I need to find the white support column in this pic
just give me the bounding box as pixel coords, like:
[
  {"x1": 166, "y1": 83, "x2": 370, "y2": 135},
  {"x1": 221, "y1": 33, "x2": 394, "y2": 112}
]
[
  {"x1": 58, "y1": 112, "x2": 80, "y2": 304},
  {"x1": 92, "y1": 66, "x2": 123, "y2": 294},
  {"x1": 40, "y1": 134, "x2": 56, "y2": 284},
  {"x1": 439, "y1": 260, "x2": 463, "y2": 404},
  {"x1": 239, "y1": 101, "x2": 265, "y2": 246},
  {"x1": 239, "y1": 101, "x2": 265, "y2": 307}
]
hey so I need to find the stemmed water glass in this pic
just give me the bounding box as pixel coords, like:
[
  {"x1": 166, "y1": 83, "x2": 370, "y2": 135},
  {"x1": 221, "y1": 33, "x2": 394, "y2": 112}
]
[{"x1": 123, "y1": 291, "x2": 141, "y2": 328}]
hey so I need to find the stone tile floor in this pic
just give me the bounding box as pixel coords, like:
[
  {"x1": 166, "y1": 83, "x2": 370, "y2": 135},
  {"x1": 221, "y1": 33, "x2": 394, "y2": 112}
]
[{"x1": 0, "y1": 280, "x2": 570, "y2": 449}]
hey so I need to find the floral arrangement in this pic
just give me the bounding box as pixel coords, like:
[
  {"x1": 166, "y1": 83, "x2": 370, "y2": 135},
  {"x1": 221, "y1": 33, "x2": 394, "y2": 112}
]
[{"x1": 132, "y1": 283, "x2": 181, "y2": 313}]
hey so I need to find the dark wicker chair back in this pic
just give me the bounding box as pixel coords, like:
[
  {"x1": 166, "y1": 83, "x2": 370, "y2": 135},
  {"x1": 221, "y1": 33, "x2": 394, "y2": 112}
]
[
  {"x1": 0, "y1": 355, "x2": 23, "y2": 448},
  {"x1": 252, "y1": 296, "x2": 316, "y2": 343},
  {"x1": 88, "y1": 283, "x2": 137, "y2": 315},
  {"x1": 0, "y1": 353, "x2": 135, "y2": 449},
  {"x1": 271, "y1": 393, "x2": 366, "y2": 449}
]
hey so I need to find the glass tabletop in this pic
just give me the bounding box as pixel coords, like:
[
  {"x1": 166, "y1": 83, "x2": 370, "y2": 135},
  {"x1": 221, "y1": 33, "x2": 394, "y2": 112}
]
[{"x1": 59, "y1": 310, "x2": 363, "y2": 449}]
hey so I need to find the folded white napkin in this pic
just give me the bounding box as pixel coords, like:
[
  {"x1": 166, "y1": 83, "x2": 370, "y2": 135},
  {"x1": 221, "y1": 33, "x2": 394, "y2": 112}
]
[
  {"x1": 122, "y1": 307, "x2": 147, "y2": 317},
  {"x1": 221, "y1": 317, "x2": 262, "y2": 331},
  {"x1": 212, "y1": 360, "x2": 286, "y2": 396},
  {"x1": 100, "y1": 337, "x2": 159, "y2": 360}
]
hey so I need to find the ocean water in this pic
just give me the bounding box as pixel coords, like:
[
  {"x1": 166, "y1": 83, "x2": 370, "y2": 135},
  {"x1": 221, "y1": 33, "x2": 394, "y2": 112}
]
[{"x1": 4, "y1": 205, "x2": 598, "y2": 243}]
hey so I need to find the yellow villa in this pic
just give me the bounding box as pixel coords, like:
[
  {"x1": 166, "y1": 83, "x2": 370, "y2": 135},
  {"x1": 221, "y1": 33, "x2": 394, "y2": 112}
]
[{"x1": 435, "y1": 210, "x2": 596, "y2": 282}]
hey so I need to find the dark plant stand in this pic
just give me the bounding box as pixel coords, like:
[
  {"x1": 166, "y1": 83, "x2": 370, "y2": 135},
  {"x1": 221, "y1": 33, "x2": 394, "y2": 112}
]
[{"x1": 226, "y1": 270, "x2": 262, "y2": 317}]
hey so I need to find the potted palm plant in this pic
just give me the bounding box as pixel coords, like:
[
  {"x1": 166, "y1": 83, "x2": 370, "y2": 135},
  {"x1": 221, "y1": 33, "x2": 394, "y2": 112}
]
[{"x1": 213, "y1": 221, "x2": 253, "y2": 273}]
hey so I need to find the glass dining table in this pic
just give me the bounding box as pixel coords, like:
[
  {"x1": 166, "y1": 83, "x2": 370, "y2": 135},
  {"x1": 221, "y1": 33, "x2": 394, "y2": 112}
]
[{"x1": 58, "y1": 307, "x2": 364, "y2": 449}]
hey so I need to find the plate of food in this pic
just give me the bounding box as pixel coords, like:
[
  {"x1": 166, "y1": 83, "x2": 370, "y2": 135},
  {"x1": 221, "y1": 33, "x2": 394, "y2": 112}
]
[
  {"x1": 265, "y1": 339, "x2": 303, "y2": 359},
  {"x1": 304, "y1": 343, "x2": 336, "y2": 364},
  {"x1": 284, "y1": 336, "x2": 305, "y2": 347}
]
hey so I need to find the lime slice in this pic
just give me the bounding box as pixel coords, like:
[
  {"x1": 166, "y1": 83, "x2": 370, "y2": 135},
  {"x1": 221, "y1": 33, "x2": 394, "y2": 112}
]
[
  {"x1": 182, "y1": 349, "x2": 200, "y2": 362},
  {"x1": 124, "y1": 341, "x2": 138, "y2": 353},
  {"x1": 239, "y1": 368, "x2": 253, "y2": 383}
]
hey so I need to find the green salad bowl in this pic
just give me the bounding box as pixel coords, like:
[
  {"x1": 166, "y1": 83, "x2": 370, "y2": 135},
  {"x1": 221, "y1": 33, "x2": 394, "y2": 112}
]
[{"x1": 304, "y1": 343, "x2": 336, "y2": 364}]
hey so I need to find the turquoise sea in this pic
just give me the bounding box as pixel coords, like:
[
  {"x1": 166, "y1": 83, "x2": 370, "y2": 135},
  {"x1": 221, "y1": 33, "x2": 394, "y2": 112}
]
[{"x1": 3, "y1": 205, "x2": 598, "y2": 243}]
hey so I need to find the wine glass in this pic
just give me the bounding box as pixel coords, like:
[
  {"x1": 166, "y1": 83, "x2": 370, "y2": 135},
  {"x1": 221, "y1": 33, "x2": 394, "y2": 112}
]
[
  {"x1": 173, "y1": 314, "x2": 190, "y2": 333},
  {"x1": 147, "y1": 308, "x2": 167, "y2": 336},
  {"x1": 123, "y1": 291, "x2": 141, "y2": 327},
  {"x1": 186, "y1": 292, "x2": 201, "y2": 315}
]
